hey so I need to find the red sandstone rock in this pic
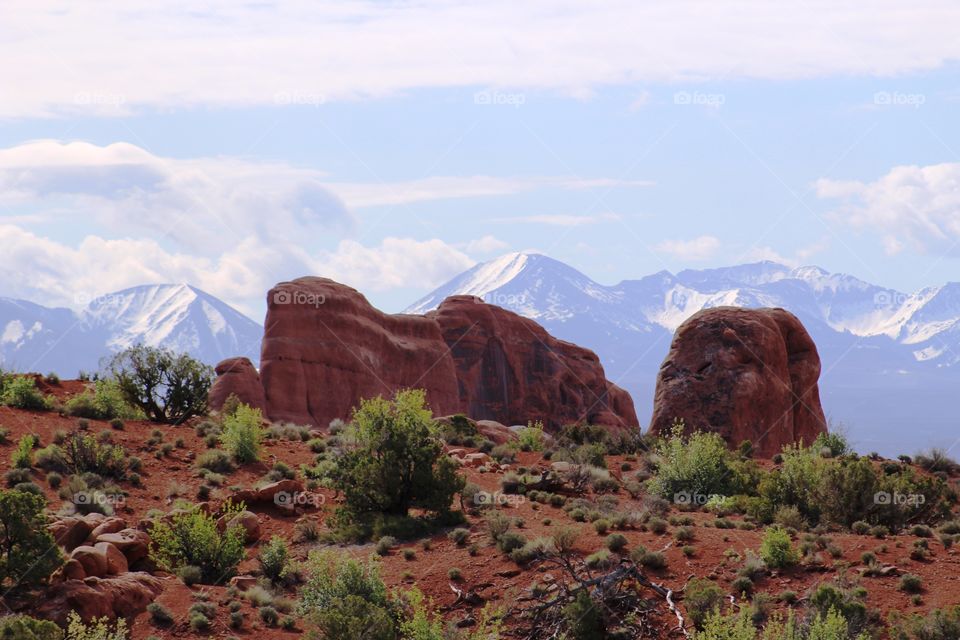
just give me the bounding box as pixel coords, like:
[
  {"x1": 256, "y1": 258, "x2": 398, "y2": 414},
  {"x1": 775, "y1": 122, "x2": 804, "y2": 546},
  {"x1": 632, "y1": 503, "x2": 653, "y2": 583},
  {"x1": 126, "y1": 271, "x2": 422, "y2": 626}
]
[
  {"x1": 37, "y1": 573, "x2": 164, "y2": 626},
  {"x1": 259, "y1": 278, "x2": 638, "y2": 432},
  {"x1": 208, "y1": 356, "x2": 267, "y2": 412},
  {"x1": 88, "y1": 517, "x2": 126, "y2": 543},
  {"x1": 70, "y1": 546, "x2": 109, "y2": 578},
  {"x1": 50, "y1": 517, "x2": 95, "y2": 551},
  {"x1": 432, "y1": 296, "x2": 638, "y2": 431},
  {"x1": 648, "y1": 307, "x2": 827, "y2": 457},
  {"x1": 261, "y1": 278, "x2": 462, "y2": 426},
  {"x1": 95, "y1": 529, "x2": 150, "y2": 564},
  {"x1": 95, "y1": 542, "x2": 129, "y2": 575}
]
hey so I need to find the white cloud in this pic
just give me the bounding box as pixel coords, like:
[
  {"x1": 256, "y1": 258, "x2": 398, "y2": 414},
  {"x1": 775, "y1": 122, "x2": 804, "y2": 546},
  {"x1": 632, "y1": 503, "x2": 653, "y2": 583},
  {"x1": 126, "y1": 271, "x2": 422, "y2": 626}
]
[
  {"x1": 655, "y1": 235, "x2": 721, "y2": 261},
  {"x1": 5, "y1": 1, "x2": 960, "y2": 118},
  {"x1": 0, "y1": 140, "x2": 351, "y2": 254},
  {"x1": 0, "y1": 222, "x2": 474, "y2": 314},
  {"x1": 816, "y1": 163, "x2": 960, "y2": 255},
  {"x1": 460, "y1": 235, "x2": 510, "y2": 254},
  {"x1": 314, "y1": 238, "x2": 475, "y2": 292},
  {"x1": 495, "y1": 213, "x2": 623, "y2": 227},
  {"x1": 328, "y1": 177, "x2": 645, "y2": 209}
]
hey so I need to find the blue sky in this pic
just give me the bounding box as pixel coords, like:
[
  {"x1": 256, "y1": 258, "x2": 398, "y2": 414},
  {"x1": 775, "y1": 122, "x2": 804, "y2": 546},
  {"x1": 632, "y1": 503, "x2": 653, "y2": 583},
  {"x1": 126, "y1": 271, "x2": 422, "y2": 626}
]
[{"x1": 2, "y1": 2, "x2": 960, "y2": 318}]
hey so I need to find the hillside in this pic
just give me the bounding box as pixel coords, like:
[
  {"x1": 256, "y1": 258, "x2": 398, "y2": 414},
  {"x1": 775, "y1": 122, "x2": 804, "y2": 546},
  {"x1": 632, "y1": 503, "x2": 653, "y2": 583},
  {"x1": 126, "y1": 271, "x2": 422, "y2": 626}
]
[{"x1": 1, "y1": 376, "x2": 959, "y2": 639}]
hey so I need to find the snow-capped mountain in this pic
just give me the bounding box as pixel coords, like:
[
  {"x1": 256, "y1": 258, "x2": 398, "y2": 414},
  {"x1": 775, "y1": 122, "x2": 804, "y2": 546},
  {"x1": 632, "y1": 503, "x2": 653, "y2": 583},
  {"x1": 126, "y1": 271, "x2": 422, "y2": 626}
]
[
  {"x1": 408, "y1": 252, "x2": 960, "y2": 455},
  {"x1": 0, "y1": 284, "x2": 261, "y2": 376}
]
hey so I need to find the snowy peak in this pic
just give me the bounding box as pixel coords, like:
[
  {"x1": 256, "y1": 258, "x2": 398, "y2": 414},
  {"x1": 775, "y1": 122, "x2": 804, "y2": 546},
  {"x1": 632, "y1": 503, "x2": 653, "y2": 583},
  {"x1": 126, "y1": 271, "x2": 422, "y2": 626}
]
[{"x1": 0, "y1": 284, "x2": 261, "y2": 375}]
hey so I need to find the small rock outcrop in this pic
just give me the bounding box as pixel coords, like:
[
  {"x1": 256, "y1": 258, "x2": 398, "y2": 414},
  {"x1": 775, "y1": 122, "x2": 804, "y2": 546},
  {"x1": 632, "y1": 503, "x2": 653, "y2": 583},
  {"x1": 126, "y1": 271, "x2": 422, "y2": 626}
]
[
  {"x1": 208, "y1": 356, "x2": 267, "y2": 412},
  {"x1": 37, "y1": 573, "x2": 164, "y2": 626},
  {"x1": 649, "y1": 307, "x2": 827, "y2": 457},
  {"x1": 258, "y1": 278, "x2": 638, "y2": 431}
]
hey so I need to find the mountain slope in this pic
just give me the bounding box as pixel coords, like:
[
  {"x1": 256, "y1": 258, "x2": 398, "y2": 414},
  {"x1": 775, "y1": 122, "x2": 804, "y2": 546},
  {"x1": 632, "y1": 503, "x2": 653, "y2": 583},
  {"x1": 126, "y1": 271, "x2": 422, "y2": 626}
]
[
  {"x1": 407, "y1": 253, "x2": 960, "y2": 455},
  {"x1": 0, "y1": 284, "x2": 261, "y2": 375}
]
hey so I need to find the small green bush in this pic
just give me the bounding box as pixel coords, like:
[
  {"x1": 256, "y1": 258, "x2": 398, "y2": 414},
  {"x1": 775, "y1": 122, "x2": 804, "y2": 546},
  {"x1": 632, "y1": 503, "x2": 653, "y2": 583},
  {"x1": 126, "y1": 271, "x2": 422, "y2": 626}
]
[
  {"x1": 760, "y1": 526, "x2": 798, "y2": 569},
  {"x1": 220, "y1": 404, "x2": 264, "y2": 463},
  {"x1": 684, "y1": 577, "x2": 724, "y2": 629},
  {"x1": 259, "y1": 535, "x2": 292, "y2": 584},
  {"x1": 149, "y1": 502, "x2": 247, "y2": 584},
  {"x1": 0, "y1": 376, "x2": 50, "y2": 411}
]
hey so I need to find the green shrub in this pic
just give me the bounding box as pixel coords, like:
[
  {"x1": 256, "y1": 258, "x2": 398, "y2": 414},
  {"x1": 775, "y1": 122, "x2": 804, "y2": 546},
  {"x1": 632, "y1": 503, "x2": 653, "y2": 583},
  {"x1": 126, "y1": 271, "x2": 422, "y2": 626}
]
[
  {"x1": 149, "y1": 502, "x2": 246, "y2": 584},
  {"x1": 606, "y1": 533, "x2": 627, "y2": 552},
  {"x1": 0, "y1": 615, "x2": 62, "y2": 640},
  {"x1": 813, "y1": 431, "x2": 851, "y2": 457},
  {"x1": 648, "y1": 422, "x2": 738, "y2": 501},
  {"x1": 195, "y1": 449, "x2": 236, "y2": 473},
  {"x1": 259, "y1": 606, "x2": 280, "y2": 626},
  {"x1": 0, "y1": 489, "x2": 63, "y2": 587},
  {"x1": 900, "y1": 574, "x2": 923, "y2": 594},
  {"x1": 685, "y1": 577, "x2": 724, "y2": 629},
  {"x1": 515, "y1": 420, "x2": 546, "y2": 452},
  {"x1": 331, "y1": 389, "x2": 464, "y2": 524},
  {"x1": 11, "y1": 434, "x2": 35, "y2": 469},
  {"x1": 62, "y1": 433, "x2": 127, "y2": 480},
  {"x1": 220, "y1": 404, "x2": 264, "y2": 463},
  {"x1": 564, "y1": 590, "x2": 606, "y2": 640},
  {"x1": 64, "y1": 612, "x2": 127, "y2": 640},
  {"x1": 759, "y1": 526, "x2": 798, "y2": 569},
  {"x1": 64, "y1": 380, "x2": 141, "y2": 420},
  {"x1": 146, "y1": 602, "x2": 174, "y2": 627},
  {"x1": 297, "y1": 550, "x2": 397, "y2": 639},
  {"x1": 0, "y1": 376, "x2": 50, "y2": 411},
  {"x1": 106, "y1": 344, "x2": 213, "y2": 424},
  {"x1": 259, "y1": 535, "x2": 292, "y2": 584},
  {"x1": 448, "y1": 527, "x2": 470, "y2": 546}
]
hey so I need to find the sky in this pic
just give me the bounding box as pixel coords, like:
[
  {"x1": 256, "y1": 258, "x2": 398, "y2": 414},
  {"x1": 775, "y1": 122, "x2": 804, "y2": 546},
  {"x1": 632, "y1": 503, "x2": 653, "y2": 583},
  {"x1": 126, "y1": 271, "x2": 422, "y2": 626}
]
[{"x1": 2, "y1": 1, "x2": 960, "y2": 320}]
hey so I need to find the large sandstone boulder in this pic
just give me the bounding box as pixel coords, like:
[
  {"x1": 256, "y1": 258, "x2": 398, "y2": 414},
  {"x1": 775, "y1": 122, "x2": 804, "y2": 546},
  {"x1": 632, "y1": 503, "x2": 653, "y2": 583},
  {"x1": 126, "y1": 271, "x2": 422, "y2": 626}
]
[
  {"x1": 208, "y1": 356, "x2": 267, "y2": 412},
  {"x1": 431, "y1": 296, "x2": 638, "y2": 430},
  {"x1": 261, "y1": 278, "x2": 462, "y2": 426},
  {"x1": 259, "y1": 278, "x2": 638, "y2": 432},
  {"x1": 37, "y1": 573, "x2": 164, "y2": 626},
  {"x1": 649, "y1": 307, "x2": 828, "y2": 457}
]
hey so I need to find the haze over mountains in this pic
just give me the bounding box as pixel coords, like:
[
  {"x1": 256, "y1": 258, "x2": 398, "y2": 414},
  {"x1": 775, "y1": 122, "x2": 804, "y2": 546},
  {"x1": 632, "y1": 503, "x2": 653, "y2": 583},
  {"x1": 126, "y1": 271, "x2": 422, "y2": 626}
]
[
  {"x1": 408, "y1": 253, "x2": 960, "y2": 456},
  {"x1": 2, "y1": 253, "x2": 957, "y2": 455},
  {"x1": 0, "y1": 284, "x2": 261, "y2": 376}
]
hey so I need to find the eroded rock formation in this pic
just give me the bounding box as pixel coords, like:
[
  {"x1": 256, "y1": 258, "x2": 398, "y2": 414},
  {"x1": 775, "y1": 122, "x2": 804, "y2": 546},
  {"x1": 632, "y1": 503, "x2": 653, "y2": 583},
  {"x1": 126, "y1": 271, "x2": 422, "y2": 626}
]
[
  {"x1": 254, "y1": 277, "x2": 637, "y2": 431},
  {"x1": 648, "y1": 306, "x2": 827, "y2": 457}
]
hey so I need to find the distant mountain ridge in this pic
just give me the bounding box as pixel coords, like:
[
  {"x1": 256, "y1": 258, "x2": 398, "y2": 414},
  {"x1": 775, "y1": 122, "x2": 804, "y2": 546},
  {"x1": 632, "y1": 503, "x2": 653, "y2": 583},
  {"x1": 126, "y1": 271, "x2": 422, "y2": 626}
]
[
  {"x1": 408, "y1": 252, "x2": 960, "y2": 455},
  {"x1": 0, "y1": 284, "x2": 262, "y2": 376}
]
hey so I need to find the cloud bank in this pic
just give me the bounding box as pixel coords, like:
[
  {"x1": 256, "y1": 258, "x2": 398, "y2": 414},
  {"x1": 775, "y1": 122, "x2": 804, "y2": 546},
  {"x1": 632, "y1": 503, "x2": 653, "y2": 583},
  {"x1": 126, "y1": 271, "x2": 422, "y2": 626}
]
[{"x1": 4, "y1": 1, "x2": 960, "y2": 118}]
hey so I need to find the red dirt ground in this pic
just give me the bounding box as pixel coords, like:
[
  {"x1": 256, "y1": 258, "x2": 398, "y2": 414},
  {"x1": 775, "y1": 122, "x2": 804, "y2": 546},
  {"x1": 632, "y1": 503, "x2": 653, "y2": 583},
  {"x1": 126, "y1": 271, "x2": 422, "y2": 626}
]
[{"x1": 1, "y1": 381, "x2": 959, "y2": 638}]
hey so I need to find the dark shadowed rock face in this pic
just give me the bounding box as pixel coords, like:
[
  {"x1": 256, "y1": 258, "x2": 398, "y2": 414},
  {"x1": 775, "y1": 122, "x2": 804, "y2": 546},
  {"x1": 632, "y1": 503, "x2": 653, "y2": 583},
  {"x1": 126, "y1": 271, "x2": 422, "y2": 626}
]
[
  {"x1": 432, "y1": 296, "x2": 638, "y2": 431},
  {"x1": 649, "y1": 306, "x2": 827, "y2": 457},
  {"x1": 258, "y1": 278, "x2": 638, "y2": 431},
  {"x1": 208, "y1": 356, "x2": 267, "y2": 412}
]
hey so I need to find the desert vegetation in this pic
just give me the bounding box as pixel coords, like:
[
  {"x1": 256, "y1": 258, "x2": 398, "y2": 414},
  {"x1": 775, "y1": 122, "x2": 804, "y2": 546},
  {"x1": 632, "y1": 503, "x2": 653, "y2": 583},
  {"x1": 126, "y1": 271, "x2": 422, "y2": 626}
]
[{"x1": 1, "y1": 366, "x2": 960, "y2": 639}]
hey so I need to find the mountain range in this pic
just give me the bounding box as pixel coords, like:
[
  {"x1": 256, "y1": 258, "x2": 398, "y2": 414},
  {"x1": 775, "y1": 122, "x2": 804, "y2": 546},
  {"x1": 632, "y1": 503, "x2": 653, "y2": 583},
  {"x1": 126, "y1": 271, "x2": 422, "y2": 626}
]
[
  {"x1": 3, "y1": 255, "x2": 956, "y2": 455},
  {"x1": 408, "y1": 253, "x2": 960, "y2": 456},
  {"x1": 0, "y1": 284, "x2": 261, "y2": 376}
]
